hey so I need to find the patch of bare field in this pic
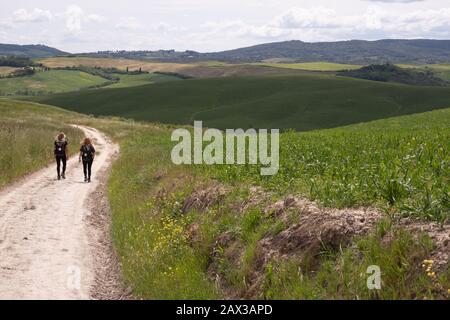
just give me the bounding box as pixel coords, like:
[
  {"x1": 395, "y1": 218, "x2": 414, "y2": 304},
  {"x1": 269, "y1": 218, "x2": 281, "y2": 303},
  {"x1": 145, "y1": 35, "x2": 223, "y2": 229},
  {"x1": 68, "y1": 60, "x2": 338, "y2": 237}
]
[
  {"x1": 181, "y1": 65, "x2": 316, "y2": 78},
  {"x1": 38, "y1": 57, "x2": 193, "y2": 73},
  {"x1": 37, "y1": 57, "x2": 320, "y2": 78},
  {"x1": 0, "y1": 67, "x2": 18, "y2": 76}
]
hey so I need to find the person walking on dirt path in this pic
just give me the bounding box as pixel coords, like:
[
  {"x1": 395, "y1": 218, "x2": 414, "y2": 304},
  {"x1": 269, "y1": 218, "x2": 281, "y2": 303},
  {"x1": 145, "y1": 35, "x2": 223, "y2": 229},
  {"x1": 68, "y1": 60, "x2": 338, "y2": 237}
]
[
  {"x1": 54, "y1": 133, "x2": 68, "y2": 180},
  {"x1": 79, "y1": 138, "x2": 96, "y2": 183}
]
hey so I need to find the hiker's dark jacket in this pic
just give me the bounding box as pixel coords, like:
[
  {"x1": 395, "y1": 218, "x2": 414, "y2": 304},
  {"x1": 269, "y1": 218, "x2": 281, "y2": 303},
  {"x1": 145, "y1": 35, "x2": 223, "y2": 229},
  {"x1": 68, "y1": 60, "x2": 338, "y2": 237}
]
[{"x1": 54, "y1": 139, "x2": 68, "y2": 156}]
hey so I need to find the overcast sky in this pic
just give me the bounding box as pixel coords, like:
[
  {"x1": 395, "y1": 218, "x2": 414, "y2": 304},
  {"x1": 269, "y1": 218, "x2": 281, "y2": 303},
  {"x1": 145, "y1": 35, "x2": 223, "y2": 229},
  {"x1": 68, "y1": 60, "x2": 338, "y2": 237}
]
[{"x1": 0, "y1": 0, "x2": 449, "y2": 53}]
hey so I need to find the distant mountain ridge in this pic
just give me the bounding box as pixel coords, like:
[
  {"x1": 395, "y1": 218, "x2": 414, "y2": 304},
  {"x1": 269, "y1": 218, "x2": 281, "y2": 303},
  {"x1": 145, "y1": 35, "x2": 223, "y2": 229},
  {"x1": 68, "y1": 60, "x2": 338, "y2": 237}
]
[
  {"x1": 205, "y1": 39, "x2": 450, "y2": 64},
  {"x1": 3, "y1": 39, "x2": 450, "y2": 64},
  {"x1": 0, "y1": 44, "x2": 68, "y2": 58},
  {"x1": 84, "y1": 39, "x2": 450, "y2": 64}
]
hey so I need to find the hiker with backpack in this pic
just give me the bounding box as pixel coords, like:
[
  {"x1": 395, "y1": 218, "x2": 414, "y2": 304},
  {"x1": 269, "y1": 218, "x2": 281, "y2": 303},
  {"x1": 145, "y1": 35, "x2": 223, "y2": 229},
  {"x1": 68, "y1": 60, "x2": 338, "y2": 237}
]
[
  {"x1": 79, "y1": 138, "x2": 96, "y2": 183},
  {"x1": 54, "y1": 133, "x2": 68, "y2": 180}
]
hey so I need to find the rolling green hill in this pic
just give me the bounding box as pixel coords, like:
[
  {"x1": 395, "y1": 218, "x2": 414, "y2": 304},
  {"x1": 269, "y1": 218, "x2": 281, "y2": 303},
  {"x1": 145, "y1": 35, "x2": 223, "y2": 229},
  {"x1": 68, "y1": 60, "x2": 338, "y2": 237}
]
[
  {"x1": 107, "y1": 72, "x2": 182, "y2": 89},
  {"x1": 34, "y1": 73, "x2": 450, "y2": 131},
  {"x1": 0, "y1": 69, "x2": 109, "y2": 95}
]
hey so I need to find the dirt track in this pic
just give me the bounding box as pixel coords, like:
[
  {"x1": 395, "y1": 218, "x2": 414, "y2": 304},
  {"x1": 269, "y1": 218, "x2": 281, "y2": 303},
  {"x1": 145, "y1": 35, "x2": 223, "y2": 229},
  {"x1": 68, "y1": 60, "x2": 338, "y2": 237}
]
[{"x1": 0, "y1": 126, "x2": 120, "y2": 299}]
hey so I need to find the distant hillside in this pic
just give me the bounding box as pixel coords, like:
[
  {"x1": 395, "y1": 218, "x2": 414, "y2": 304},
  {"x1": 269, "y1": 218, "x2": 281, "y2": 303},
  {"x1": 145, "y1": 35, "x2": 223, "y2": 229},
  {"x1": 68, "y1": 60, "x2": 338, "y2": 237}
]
[
  {"x1": 83, "y1": 39, "x2": 450, "y2": 64},
  {"x1": 6, "y1": 39, "x2": 450, "y2": 64},
  {"x1": 338, "y1": 64, "x2": 449, "y2": 86},
  {"x1": 0, "y1": 44, "x2": 68, "y2": 58},
  {"x1": 204, "y1": 39, "x2": 450, "y2": 64}
]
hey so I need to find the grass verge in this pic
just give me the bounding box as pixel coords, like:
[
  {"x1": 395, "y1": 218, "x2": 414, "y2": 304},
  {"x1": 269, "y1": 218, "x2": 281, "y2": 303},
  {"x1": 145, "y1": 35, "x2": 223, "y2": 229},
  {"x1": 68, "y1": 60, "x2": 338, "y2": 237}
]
[{"x1": 0, "y1": 99, "x2": 84, "y2": 188}]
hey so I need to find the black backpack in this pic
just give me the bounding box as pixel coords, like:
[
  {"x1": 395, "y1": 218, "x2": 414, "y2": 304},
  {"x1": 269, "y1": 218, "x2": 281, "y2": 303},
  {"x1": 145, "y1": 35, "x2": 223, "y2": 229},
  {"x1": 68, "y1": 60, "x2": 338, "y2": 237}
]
[
  {"x1": 81, "y1": 145, "x2": 94, "y2": 160},
  {"x1": 54, "y1": 140, "x2": 67, "y2": 156}
]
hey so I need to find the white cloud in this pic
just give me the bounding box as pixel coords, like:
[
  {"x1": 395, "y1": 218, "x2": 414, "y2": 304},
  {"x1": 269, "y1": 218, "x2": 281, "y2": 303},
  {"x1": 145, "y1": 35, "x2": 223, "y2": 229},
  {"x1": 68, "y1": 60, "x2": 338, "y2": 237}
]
[
  {"x1": 201, "y1": 20, "x2": 289, "y2": 40},
  {"x1": 151, "y1": 22, "x2": 186, "y2": 34},
  {"x1": 273, "y1": 7, "x2": 354, "y2": 29},
  {"x1": 1, "y1": 1, "x2": 449, "y2": 52},
  {"x1": 0, "y1": 20, "x2": 13, "y2": 29},
  {"x1": 64, "y1": 5, "x2": 84, "y2": 33},
  {"x1": 87, "y1": 14, "x2": 107, "y2": 23},
  {"x1": 272, "y1": 6, "x2": 389, "y2": 31},
  {"x1": 115, "y1": 17, "x2": 144, "y2": 30},
  {"x1": 13, "y1": 8, "x2": 53, "y2": 23},
  {"x1": 201, "y1": 6, "x2": 450, "y2": 42},
  {"x1": 62, "y1": 5, "x2": 105, "y2": 34}
]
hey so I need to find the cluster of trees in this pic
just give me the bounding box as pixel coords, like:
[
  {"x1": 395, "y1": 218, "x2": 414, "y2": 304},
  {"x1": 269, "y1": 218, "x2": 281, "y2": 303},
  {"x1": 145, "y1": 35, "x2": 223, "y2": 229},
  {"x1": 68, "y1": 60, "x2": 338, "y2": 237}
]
[
  {"x1": 338, "y1": 64, "x2": 448, "y2": 87},
  {"x1": 153, "y1": 71, "x2": 192, "y2": 79},
  {"x1": 11, "y1": 67, "x2": 35, "y2": 77},
  {"x1": 59, "y1": 66, "x2": 119, "y2": 81},
  {"x1": 0, "y1": 67, "x2": 36, "y2": 79},
  {"x1": 80, "y1": 49, "x2": 188, "y2": 61},
  {"x1": 125, "y1": 67, "x2": 145, "y2": 74},
  {"x1": 0, "y1": 55, "x2": 48, "y2": 79},
  {"x1": 0, "y1": 55, "x2": 33, "y2": 67},
  {"x1": 0, "y1": 55, "x2": 46, "y2": 68},
  {"x1": 59, "y1": 66, "x2": 147, "y2": 83}
]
